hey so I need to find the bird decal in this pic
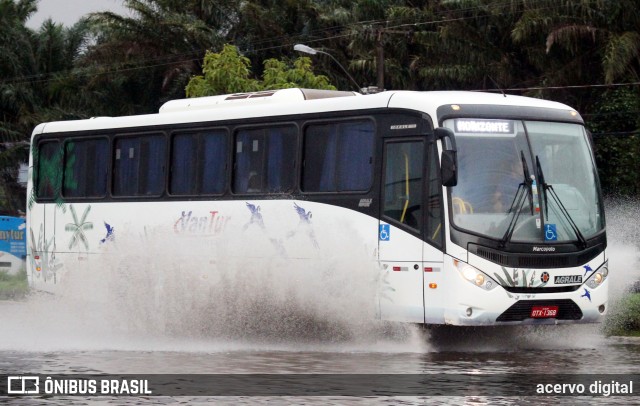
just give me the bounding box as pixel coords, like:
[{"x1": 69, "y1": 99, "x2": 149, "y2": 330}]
[
  {"x1": 100, "y1": 222, "x2": 115, "y2": 244},
  {"x1": 581, "y1": 288, "x2": 592, "y2": 302},
  {"x1": 287, "y1": 202, "x2": 319, "y2": 249},
  {"x1": 583, "y1": 265, "x2": 594, "y2": 277},
  {"x1": 293, "y1": 202, "x2": 312, "y2": 223},
  {"x1": 243, "y1": 202, "x2": 265, "y2": 230}
]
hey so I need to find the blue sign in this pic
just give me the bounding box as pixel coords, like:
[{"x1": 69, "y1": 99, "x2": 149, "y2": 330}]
[
  {"x1": 544, "y1": 224, "x2": 557, "y2": 241},
  {"x1": 0, "y1": 216, "x2": 26, "y2": 257},
  {"x1": 379, "y1": 224, "x2": 390, "y2": 241}
]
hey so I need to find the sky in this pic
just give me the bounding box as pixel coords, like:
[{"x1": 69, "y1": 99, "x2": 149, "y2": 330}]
[{"x1": 26, "y1": 0, "x2": 130, "y2": 29}]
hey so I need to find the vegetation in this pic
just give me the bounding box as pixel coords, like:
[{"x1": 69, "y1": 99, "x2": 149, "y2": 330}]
[
  {"x1": 185, "y1": 44, "x2": 335, "y2": 96},
  {"x1": 0, "y1": 270, "x2": 28, "y2": 299},
  {"x1": 2, "y1": 0, "x2": 640, "y2": 208},
  {"x1": 603, "y1": 293, "x2": 640, "y2": 337}
]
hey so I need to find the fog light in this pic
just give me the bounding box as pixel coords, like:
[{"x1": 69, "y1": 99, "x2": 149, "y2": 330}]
[
  {"x1": 466, "y1": 307, "x2": 473, "y2": 317},
  {"x1": 598, "y1": 304, "x2": 605, "y2": 314},
  {"x1": 594, "y1": 273, "x2": 603, "y2": 284}
]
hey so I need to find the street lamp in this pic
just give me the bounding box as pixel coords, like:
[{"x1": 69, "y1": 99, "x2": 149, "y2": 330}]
[{"x1": 294, "y1": 44, "x2": 364, "y2": 93}]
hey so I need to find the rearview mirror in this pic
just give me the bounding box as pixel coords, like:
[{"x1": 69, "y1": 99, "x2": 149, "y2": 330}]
[
  {"x1": 435, "y1": 127, "x2": 458, "y2": 187},
  {"x1": 435, "y1": 127, "x2": 456, "y2": 150},
  {"x1": 441, "y1": 150, "x2": 458, "y2": 187}
]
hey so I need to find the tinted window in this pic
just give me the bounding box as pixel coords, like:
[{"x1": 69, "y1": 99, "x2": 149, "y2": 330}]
[
  {"x1": 113, "y1": 134, "x2": 166, "y2": 196},
  {"x1": 233, "y1": 126, "x2": 296, "y2": 194},
  {"x1": 63, "y1": 138, "x2": 108, "y2": 198},
  {"x1": 170, "y1": 130, "x2": 227, "y2": 195},
  {"x1": 171, "y1": 134, "x2": 197, "y2": 195},
  {"x1": 36, "y1": 140, "x2": 62, "y2": 199},
  {"x1": 302, "y1": 120, "x2": 374, "y2": 192},
  {"x1": 383, "y1": 141, "x2": 423, "y2": 230}
]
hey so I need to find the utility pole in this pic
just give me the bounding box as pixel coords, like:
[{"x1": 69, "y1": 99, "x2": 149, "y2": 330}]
[{"x1": 376, "y1": 27, "x2": 385, "y2": 90}]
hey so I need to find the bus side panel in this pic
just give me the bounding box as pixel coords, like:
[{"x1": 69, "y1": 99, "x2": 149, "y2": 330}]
[
  {"x1": 28, "y1": 200, "x2": 382, "y2": 307},
  {"x1": 27, "y1": 203, "x2": 58, "y2": 292},
  {"x1": 423, "y1": 242, "x2": 445, "y2": 324},
  {"x1": 378, "y1": 223, "x2": 424, "y2": 323}
]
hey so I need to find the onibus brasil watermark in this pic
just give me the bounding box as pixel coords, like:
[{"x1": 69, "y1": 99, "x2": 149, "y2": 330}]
[
  {"x1": 7, "y1": 376, "x2": 151, "y2": 395},
  {"x1": 3, "y1": 374, "x2": 638, "y2": 397}
]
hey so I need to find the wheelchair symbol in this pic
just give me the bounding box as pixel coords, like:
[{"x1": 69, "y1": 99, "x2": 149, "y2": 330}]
[
  {"x1": 545, "y1": 224, "x2": 557, "y2": 241},
  {"x1": 379, "y1": 224, "x2": 390, "y2": 241}
]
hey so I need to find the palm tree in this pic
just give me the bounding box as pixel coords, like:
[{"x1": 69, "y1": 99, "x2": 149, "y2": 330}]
[
  {"x1": 0, "y1": 0, "x2": 38, "y2": 142},
  {"x1": 82, "y1": 0, "x2": 227, "y2": 113},
  {"x1": 0, "y1": 0, "x2": 38, "y2": 213},
  {"x1": 0, "y1": 1, "x2": 95, "y2": 214}
]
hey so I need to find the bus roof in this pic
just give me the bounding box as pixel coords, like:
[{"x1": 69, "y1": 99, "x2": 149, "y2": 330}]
[{"x1": 31, "y1": 89, "x2": 582, "y2": 137}]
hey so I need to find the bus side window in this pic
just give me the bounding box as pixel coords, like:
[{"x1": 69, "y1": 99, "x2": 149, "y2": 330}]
[
  {"x1": 233, "y1": 126, "x2": 296, "y2": 194},
  {"x1": 200, "y1": 131, "x2": 227, "y2": 194},
  {"x1": 302, "y1": 120, "x2": 374, "y2": 193},
  {"x1": 171, "y1": 130, "x2": 227, "y2": 196},
  {"x1": 36, "y1": 140, "x2": 62, "y2": 200},
  {"x1": 171, "y1": 133, "x2": 198, "y2": 195},
  {"x1": 113, "y1": 134, "x2": 166, "y2": 197},
  {"x1": 383, "y1": 141, "x2": 424, "y2": 231},
  {"x1": 63, "y1": 138, "x2": 108, "y2": 198}
]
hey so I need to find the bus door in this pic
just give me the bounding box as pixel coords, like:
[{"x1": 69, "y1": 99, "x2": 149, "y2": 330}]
[{"x1": 379, "y1": 139, "x2": 426, "y2": 323}]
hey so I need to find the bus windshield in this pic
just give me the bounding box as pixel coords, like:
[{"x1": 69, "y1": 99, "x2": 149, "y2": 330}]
[{"x1": 445, "y1": 118, "x2": 604, "y2": 244}]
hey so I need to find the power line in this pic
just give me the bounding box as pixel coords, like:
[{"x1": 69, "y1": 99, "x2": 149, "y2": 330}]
[
  {"x1": 478, "y1": 81, "x2": 640, "y2": 93},
  {"x1": 0, "y1": 0, "x2": 562, "y2": 85},
  {"x1": 0, "y1": 0, "x2": 618, "y2": 92}
]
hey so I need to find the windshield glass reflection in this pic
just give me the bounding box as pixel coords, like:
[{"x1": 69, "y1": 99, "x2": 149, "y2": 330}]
[{"x1": 446, "y1": 118, "x2": 604, "y2": 244}]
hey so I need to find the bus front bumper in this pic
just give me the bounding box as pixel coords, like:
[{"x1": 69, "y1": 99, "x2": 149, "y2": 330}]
[{"x1": 442, "y1": 279, "x2": 609, "y2": 326}]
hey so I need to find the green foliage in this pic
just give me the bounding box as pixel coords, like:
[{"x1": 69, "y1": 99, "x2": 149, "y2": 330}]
[
  {"x1": 3, "y1": 0, "x2": 640, "y2": 202},
  {"x1": 185, "y1": 44, "x2": 259, "y2": 96},
  {"x1": 186, "y1": 44, "x2": 335, "y2": 97},
  {"x1": 261, "y1": 57, "x2": 335, "y2": 90},
  {"x1": 0, "y1": 269, "x2": 29, "y2": 300},
  {"x1": 588, "y1": 88, "x2": 640, "y2": 196},
  {"x1": 603, "y1": 293, "x2": 640, "y2": 336}
]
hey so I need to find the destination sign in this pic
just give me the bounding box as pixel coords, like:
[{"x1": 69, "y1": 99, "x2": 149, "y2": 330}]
[{"x1": 454, "y1": 119, "x2": 515, "y2": 135}]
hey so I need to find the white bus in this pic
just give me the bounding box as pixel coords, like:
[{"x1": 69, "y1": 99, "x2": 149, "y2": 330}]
[{"x1": 26, "y1": 88, "x2": 607, "y2": 325}]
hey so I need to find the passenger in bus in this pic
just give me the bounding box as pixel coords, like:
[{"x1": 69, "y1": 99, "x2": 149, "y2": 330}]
[
  {"x1": 453, "y1": 157, "x2": 523, "y2": 214},
  {"x1": 491, "y1": 159, "x2": 524, "y2": 213}
]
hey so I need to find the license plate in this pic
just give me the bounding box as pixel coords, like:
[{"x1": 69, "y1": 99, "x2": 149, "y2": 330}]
[{"x1": 530, "y1": 305, "x2": 558, "y2": 318}]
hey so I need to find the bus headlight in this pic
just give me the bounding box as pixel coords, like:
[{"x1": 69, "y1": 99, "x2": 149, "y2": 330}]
[
  {"x1": 454, "y1": 260, "x2": 497, "y2": 291},
  {"x1": 585, "y1": 263, "x2": 608, "y2": 289}
]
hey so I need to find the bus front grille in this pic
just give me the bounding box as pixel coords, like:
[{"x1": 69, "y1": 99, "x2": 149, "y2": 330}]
[
  {"x1": 472, "y1": 244, "x2": 604, "y2": 269},
  {"x1": 496, "y1": 299, "x2": 583, "y2": 322},
  {"x1": 503, "y1": 285, "x2": 581, "y2": 294}
]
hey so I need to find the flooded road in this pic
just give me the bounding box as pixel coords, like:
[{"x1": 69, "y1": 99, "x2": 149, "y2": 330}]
[
  {"x1": 1, "y1": 202, "x2": 639, "y2": 404},
  {"x1": 1, "y1": 321, "x2": 638, "y2": 404}
]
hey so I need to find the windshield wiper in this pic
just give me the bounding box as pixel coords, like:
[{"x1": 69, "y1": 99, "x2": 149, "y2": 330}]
[
  {"x1": 499, "y1": 151, "x2": 533, "y2": 248},
  {"x1": 535, "y1": 156, "x2": 587, "y2": 249},
  {"x1": 522, "y1": 150, "x2": 534, "y2": 215}
]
